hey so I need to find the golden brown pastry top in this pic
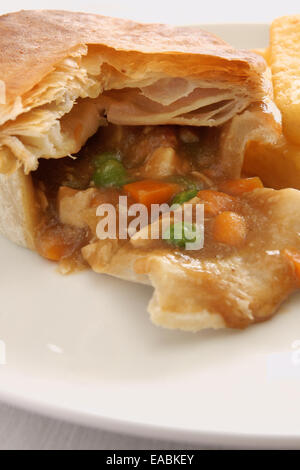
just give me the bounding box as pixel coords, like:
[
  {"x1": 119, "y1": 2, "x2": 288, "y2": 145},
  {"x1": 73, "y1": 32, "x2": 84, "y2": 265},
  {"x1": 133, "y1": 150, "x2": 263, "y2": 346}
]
[{"x1": 0, "y1": 9, "x2": 266, "y2": 105}]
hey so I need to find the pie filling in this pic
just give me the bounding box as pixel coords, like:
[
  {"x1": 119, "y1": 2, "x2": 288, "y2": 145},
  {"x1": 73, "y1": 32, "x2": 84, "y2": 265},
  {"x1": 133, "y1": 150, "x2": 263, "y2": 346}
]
[
  {"x1": 33, "y1": 124, "x2": 221, "y2": 264},
  {"x1": 31, "y1": 123, "x2": 300, "y2": 328}
]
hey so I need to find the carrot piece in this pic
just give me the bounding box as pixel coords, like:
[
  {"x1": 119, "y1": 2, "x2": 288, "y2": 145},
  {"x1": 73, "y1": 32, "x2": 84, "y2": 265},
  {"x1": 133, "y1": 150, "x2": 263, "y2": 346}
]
[
  {"x1": 283, "y1": 248, "x2": 300, "y2": 286},
  {"x1": 124, "y1": 180, "x2": 179, "y2": 208},
  {"x1": 197, "y1": 190, "x2": 235, "y2": 217},
  {"x1": 219, "y1": 177, "x2": 263, "y2": 196},
  {"x1": 57, "y1": 186, "x2": 79, "y2": 205},
  {"x1": 212, "y1": 211, "x2": 247, "y2": 246},
  {"x1": 37, "y1": 232, "x2": 68, "y2": 261}
]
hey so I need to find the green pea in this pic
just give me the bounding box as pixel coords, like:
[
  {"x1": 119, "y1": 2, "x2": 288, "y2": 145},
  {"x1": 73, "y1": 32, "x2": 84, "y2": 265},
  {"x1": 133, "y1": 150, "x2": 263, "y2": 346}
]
[
  {"x1": 163, "y1": 222, "x2": 199, "y2": 249},
  {"x1": 92, "y1": 159, "x2": 127, "y2": 188},
  {"x1": 170, "y1": 189, "x2": 198, "y2": 206},
  {"x1": 93, "y1": 151, "x2": 121, "y2": 168}
]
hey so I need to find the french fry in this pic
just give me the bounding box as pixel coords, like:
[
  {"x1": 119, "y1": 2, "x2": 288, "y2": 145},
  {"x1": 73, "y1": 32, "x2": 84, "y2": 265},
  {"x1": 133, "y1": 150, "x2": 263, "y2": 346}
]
[
  {"x1": 269, "y1": 16, "x2": 300, "y2": 145},
  {"x1": 244, "y1": 16, "x2": 300, "y2": 189},
  {"x1": 243, "y1": 137, "x2": 300, "y2": 190}
]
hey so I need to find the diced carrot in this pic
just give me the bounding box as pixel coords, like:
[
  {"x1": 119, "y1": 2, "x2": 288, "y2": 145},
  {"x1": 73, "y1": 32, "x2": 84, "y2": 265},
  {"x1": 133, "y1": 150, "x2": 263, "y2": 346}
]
[
  {"x1": 197, "y1": 190, "x2": 235, "y2": 217},
  {"x1": 219, "y1": 177, "x2": 263, "y2": 196},
  {"x1": 212, "y1": 211, "x2": 247, "y2": 246},
  {"x1": 123, "y1": 180, "x2": 180, "y2": 208},
  {"x1": 57, "y1": 186, "x2": 79, "y2": 205},
  {"x1": 282, "y1": 248, "x2": 300, "y2": 286},
  {"x1": 37, "y1": 232, "x2": 69, "y2": 261}
]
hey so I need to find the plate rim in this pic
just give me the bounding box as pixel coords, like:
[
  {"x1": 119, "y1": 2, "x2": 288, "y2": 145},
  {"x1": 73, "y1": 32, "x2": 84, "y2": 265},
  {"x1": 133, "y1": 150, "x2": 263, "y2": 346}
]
[{"x1": 0, "y1": 381, "x2": 299, "y2": 449}]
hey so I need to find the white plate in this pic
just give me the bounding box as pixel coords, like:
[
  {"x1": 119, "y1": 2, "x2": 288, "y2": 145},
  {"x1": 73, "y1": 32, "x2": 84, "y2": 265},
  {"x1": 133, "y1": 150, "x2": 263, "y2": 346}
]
[{"x1": 1, "y1": 24, "x2": 300, "y2": 449}]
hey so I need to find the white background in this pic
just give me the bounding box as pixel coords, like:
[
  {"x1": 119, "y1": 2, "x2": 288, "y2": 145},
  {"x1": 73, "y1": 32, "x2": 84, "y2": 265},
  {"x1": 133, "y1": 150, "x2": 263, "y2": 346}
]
[
  {"x1": 0, "y1": 0, "x2": 299, "y2": 24},
  {"x1": 0, "y1": 0, "x2": 299, "y2": 451}
]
